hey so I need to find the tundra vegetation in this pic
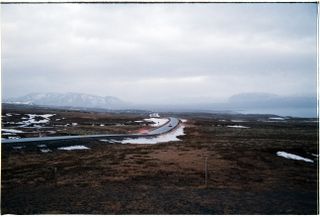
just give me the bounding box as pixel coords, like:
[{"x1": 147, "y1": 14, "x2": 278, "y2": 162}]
[{"x1": 1, "y1": 104, "x2": 318, "y2": 214}]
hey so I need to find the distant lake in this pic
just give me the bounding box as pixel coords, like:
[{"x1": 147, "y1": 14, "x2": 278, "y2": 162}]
[{"x1": 237, "y1": 107, "x2": 317, "y2": 118}]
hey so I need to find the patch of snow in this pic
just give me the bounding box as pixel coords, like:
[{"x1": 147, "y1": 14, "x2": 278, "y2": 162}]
[
  {"x1": 40, "y1": 114, "x2": 55, "y2": 119},
  {"x1": 13, "y1": 146, "x2": 24, "y2": 149},
  {"x1": 17, "y1": 114, "x2": 55, "y2": 127},
  {"x1": 55, "y1": 119, "x2": 61, "y2": 121},
  {"x1": 219, "y1": 120, "x2": 227, "y2": 122},
  {"x1": 180, "y1": 119, "x2": 187, "y2": 123},
  {"x1": 40, "y1": 148, "x2": 51, "y2": 153},
  {"x1": 100, "y1": 124, "x2": 105, "y2": 126},
  {"x1": 311, "y1": 153, "x2": 318, "y2": 157},
  {"x1": 144, "y1": 118, "x2": 168, "y2": 127},
  {"x1": 231, "y1": 119, "x2": 245, "y2": 123},
  {"x1": 8, "y1": 136, "x2": 20, "y2": 139},
  {"x1": 2, "y1": 133, "x2": 14, "y2": 135},
  {"x1": 100, "y1": 139, "x2": 119, "y2": 144},
  {"x1": 276, "y1": 151, "x2": 314, "y2": 163},
  {"x1": 6, "y1": 113, "x2": 12, "y2": 117},
  {"x1": 2, "y1": 129, "x2": 24, "y2": 133},
  {"x1": 269, "y1": 117, "x2": 285, "y2": 121},
  {"x1": 120, "y1": 124, "x2": 185, "y2": 144},
  {"x1": 58, "y1": 145, "x2": 90, "y2": 151},
  {"x1": 37, "y1": 144, "x2": 47, "y2": 148},
  {"x1": 134, "y1": 120, "x2": 144, "y2": 123},
  {"x1": 149, "y1": 113, "x2": 160, "y2": 118},
  {"x1": 72, "y1": 123, "x2": 78, "y2": 126},
  {"x1": 227, "y1": 125, "x2": 250, "y2": 129},
  {"x1": 5, "y1": 121, "x2": 17, "y2": 124}
]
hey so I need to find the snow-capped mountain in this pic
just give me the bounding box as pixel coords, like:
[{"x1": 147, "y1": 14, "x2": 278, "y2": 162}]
[{"x1": 4, "y1": 92, "x2": 127, "y2": 109}]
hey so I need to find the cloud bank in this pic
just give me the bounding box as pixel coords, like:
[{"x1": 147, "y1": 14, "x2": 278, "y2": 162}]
[{"x1": 1, "y1": 3, "x2": 317, "y2": 105}]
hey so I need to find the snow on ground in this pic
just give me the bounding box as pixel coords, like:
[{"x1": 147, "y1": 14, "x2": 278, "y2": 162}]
[
  {"x1": 269, "y1": 117, "x2": 286, "y2": 121},
  {"x1": 17, "y1": 114, "x2": 55, "y2": 127},
  {"x1": 2, "y1": 133, "x2": 14, "y2": 135},
  {"x1": 144, "y1": 118, "x2": 168, "y2": 127},
  {"x1": 5, "y1": 122, "x2": 16, "y2": 125},
  {"x1": 149, "y1": 113, "x2": 160, "y2": 118},
  {"x1": 6, "y1": 113, "x2": 12, "y2": 117},
  {"x1": 100, "y1": 139, "x2": 120, "y2": 144},
  {"x1": 227, "y1": 125, "x2": 250, "y2": 129},
  {"x1": 101, "y1": 124, "x2": 185, "y2": 145},
  {"x1": 311, "y1": 153, "x2": 318, "y2": 157},
  {"x1": 72, "y1": 123, "x2": 78, "y2": 126},
  {"x1": 13, "y1": 146, "x2": 24, "y2": 149},
  {"x1": 8, "y1": 136, "x2": 20, "y2": 139},
  {"x1": 231, "y1": 119, "x2": 246, "y2": 123},
  {"x1": 134, "y1": 120, "x2": 144, "y2": 123},
  {"x1": 58, "y1": 145, "x2": 90, "y2": 151},
  {"x1": 40, "y1": 114, "x2": 55, "y2": 119},
  {"x1": 276, "y1": 151, "x2": 314, "y2": 163},
  {"x1": 2, "y1": 129, "x2": 24, "y2": 133},
  {"x1": 100, "y1": 125, "x2": 185, "y2": 144},
  {"x1": 180, "y1": 119, "x2": 187, "y2": 123},
  {"x1": 40, "y1": 148, "x2": 51, "y2": 153},
  {"x1": 121, "y1": 124, "x2": 185, "y2": 144},
  {"x1": 100, "y1": 124, "x2": 105, "y2": 126},
  {"x1": 37, "y1": 144, "x2": 47, "y2": 148}
]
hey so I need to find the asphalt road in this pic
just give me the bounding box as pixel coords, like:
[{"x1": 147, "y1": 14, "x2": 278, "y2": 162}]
[{"x1": 1, "y1": 117, "x2": 180, "y2": 144}]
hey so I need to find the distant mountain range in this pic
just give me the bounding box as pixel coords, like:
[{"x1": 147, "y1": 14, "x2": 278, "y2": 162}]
[
  {"x1": 3, "y1": 92, "x2": 317, "y2": 117},
  {"x1": 4, "y1": 92, "x2": 127, "y2": 110}
]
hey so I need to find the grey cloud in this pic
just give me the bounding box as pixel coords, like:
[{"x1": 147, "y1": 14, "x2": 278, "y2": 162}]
[{"x1": 1, "y1": 3, "x2": 317, "y2": 105}]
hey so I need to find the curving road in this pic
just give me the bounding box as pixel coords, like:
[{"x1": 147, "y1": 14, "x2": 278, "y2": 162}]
[{"x1": 1, "y1": 117, "x2": 180, "y2": 144}]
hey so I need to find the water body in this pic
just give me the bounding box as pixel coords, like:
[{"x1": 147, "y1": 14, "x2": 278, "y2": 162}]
[{"x1": 238, "y1": 107, "x2": 317, "y2": 118}]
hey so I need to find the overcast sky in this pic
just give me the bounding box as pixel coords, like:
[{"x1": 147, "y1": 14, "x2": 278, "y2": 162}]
[{"x1": 1, "y1": 3, "x2": 317, "y2": 104}]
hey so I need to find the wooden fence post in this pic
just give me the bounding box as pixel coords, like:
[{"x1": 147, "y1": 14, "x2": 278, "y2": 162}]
[{"x1": 204, "y1": 156, "x2": 208, "y2": 188}]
